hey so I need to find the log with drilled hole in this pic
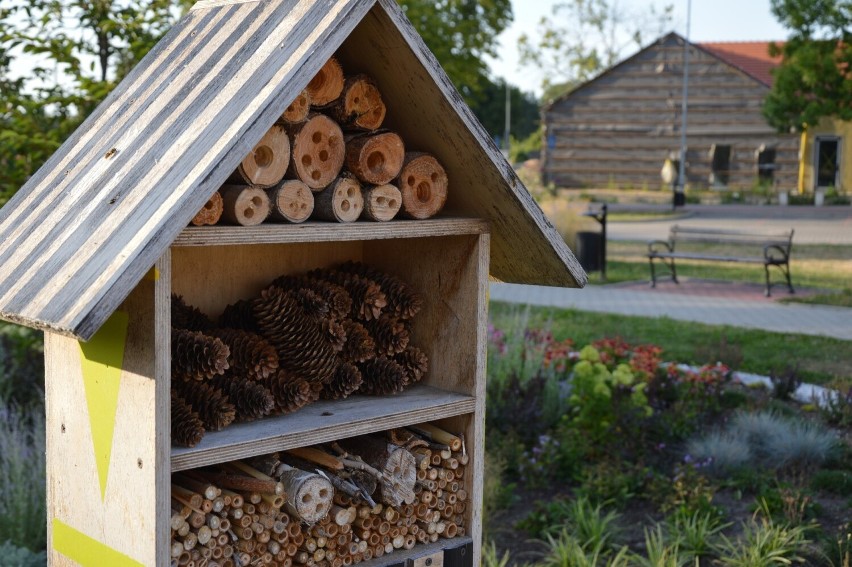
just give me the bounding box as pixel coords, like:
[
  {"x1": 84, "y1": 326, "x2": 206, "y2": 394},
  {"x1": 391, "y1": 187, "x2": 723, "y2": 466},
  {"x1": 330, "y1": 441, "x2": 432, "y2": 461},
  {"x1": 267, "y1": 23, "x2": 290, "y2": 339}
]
[
  {"x1": 220, "y1": 185, "x2": 271, "y2": 226},
  {"x1": 306, "y1": 57, "x2": 345, "y2": 106},
  {"x1": 395, "y1": 152, "x2": 448, "y2": 219},
  {"x1": 286, "y1": 114, "x2": 346, "y2": 190},
  {"x1": 280, "y1": 89, "x2": 311, "y2": 124},
  {"x1": 190, "y1": 191, "x2": 223, "y2": 226},
  {"x1": 344, "y1": 132, "x2": 405, "y2": 185},
  {"x1": 228, "y1": 124, "x2": 290, "y2": 188},
  {"x1": 360, "y1": 184, "x2": 401, "y2": 222},
  {"x1": 268, "y1": 180, "x2": 314, "y2": 223},
  {"x1": 312, "y1": 176, "x2": 363, "y2": 222},
  {"x1": 333, "y1": 75, "x2": 386, "y2": 131}
]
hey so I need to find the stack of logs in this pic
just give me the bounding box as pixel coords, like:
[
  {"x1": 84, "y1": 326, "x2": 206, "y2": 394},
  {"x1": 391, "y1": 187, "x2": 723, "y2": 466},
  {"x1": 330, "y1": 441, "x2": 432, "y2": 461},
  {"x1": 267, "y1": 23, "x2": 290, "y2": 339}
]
[
  {"x1": 191, "y1": 56, "x2": 448, "y2": 227},
  {"x1": 170, "y1": 262, "x2": 428, "y2": 447},
  {"x1": 171, "y1": 426, "x2": 467, "y2": 567}
]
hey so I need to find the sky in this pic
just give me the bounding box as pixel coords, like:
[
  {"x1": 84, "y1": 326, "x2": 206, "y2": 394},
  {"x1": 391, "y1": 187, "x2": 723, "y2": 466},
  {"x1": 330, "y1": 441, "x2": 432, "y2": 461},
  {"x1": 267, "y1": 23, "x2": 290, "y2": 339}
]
[{"x1": 488, "y1": 0, "x2": 790, "y2": 95}]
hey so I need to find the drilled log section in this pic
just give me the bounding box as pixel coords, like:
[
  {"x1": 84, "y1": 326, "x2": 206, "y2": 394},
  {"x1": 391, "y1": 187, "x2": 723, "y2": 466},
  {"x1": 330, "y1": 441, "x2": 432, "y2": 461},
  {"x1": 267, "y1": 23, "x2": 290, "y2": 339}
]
[
  {"x1": 312, "y1": 176, "x2": 363, "y2": 223},
  {"x1": 333, "y1": 75, "x2": 386, "y2": 131},
  {"x1": 280, "y1": 89, "x2": 311, "y2": 124},
  {"x1": 228, "y1": 124, "x2": 290, "y2": 188},
  {"x1": 345, "y1": 132, "x2": 405, "y2": 185},
  {"x1": 268, "y1": 180, "x2": 314, "y2": 224},
  {"x1": 395, "y1": 152, "x2": 448, "y2": 219},
  {"x1": 220, "y1": 185, "x2": 270, "y2": 226},
  {"x1": 360, "y1": 184, "x2": 401, "y2": 222},
  {"x1": 286, "y1": 114, "x2": 345, "y2": 190},
  {"x1": 306, "y1": 57, "x2": 345, "y2": 106},
  {"x1": 338, "y1": 436, "x2": 416, "y2": 507},
  {"x1": 190, "y1": 191, "x2": 223, "y2": 226},
  {"x1": 279, "y1": 467, "x2": 333, "y2": 524}
]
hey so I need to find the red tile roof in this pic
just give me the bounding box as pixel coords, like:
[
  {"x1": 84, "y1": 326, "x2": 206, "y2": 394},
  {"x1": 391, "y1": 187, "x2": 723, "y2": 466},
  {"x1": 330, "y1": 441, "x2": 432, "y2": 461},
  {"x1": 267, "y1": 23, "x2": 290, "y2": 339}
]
[{"x1": 698, "y1": 41, "x2": 784, "y2": 87}]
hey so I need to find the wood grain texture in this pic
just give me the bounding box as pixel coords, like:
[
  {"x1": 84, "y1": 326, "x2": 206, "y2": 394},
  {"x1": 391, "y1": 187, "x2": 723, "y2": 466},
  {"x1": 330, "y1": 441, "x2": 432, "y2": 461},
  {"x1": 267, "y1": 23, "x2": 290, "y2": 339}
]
[
  {"x1": 0, "y1": 0, "x2": 372, "y2": 340},
  {"x1": 171, "y1": 385, "x2": 475, "y2": 471},
  {"x1": 46, "y1": 261, "x2": 170, "y2": 566}
]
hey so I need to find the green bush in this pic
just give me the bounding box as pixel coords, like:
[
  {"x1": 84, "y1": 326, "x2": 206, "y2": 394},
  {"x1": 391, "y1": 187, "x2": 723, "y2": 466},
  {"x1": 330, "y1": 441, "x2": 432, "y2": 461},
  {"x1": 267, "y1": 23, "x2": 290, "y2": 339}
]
[
  {"x1": 0, "y1": 324, "x2": 44, "y2": 408},
  {"x1": 0, "y1": 541, "x2": 46, "y2": 567},
  {"x1": 713, "y1": 517, "x2": 811, "y2": 566},
  {"x1": 811, "y1": 469, "x2": 852, "y2": 496}
]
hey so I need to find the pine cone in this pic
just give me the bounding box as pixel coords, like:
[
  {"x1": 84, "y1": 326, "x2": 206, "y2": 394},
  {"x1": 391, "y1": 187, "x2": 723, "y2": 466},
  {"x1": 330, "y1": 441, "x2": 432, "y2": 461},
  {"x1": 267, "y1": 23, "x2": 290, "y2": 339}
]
[
  {"x1": 220, "y1": 299, "x2": 260, "y2": 333},
  {"x1": 272, "y1": 274, "x2": 353, "y2": 321},
  {"x1": 293, "y1": 287, "x2": 330, "y2": 320},
  {"x1": 337, "y1": 262, "x2": 423, "y2": 320},
  {"x1": 172, "y1": 294, "x2": 214, "y2": 331},
  {"x1": 358, "y1": 357, "x2": 408, "y2": 396},
  {"x1": 171, "y1": 391, "x2": 205, "y2": 448},
  {"x1": 172, "y1": 380, "x2": 236, "y2": 432},
  {"x1": 321, "y1": 362, "x2": 363, "y2": 400},
  {"x1": 394, "y1": 346, "x2": 428, "y2": 384},
  {"x1": 269, "y1": 372, "x2": 322, "y2": 414},
  {"x1": 252, "y1": 286, "x2": 338, "y2": 384},
  {"x1": 172, "y1": 329, "x2": 230, "y2": 381},
  {"x1": 366, "y1": 314, "x2": 410, "y2": 356},
  {"x1": 340, "y1": 319, "x2": 375, "y2": 363},
  {"x1": 209, "y1": 328, "x2": 279, "y2": 381},
  {"x1": 322, "y1": 319, "x2": 347, "y2": 352},
  {"x1": 210, "y1": 375, "x2": 274, "y2": 422},
  {"x1": 308, "y1": 268, "x2": 387, "y2": 321}
]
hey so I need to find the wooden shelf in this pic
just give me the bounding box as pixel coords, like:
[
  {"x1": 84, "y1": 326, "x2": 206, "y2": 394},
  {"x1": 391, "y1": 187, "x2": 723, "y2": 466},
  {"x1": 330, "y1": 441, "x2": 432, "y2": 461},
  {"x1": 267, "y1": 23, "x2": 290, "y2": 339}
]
[
  {"x1": 356, "y1": 537, "x2": 472, "y2": 566},
  {"x1": 173, "y1": 217, "x2": 489, "y2": 247},
  {"x1": 171, "y1": 385, "x2": 475, "y2": 471}
]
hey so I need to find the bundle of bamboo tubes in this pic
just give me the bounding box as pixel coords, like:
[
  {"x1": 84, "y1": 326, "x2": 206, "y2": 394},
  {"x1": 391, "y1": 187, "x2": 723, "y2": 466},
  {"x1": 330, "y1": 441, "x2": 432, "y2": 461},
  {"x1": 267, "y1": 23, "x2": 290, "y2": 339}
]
[
  {"x1": 190, "y1": 55, "x2": 448, "y2": 227},
  {"x1": 171, "y1": 423, "x2": 466, "y2": 566},
  {"x1": 171, "y1": 262, "x2": 427, "y2": 447}
]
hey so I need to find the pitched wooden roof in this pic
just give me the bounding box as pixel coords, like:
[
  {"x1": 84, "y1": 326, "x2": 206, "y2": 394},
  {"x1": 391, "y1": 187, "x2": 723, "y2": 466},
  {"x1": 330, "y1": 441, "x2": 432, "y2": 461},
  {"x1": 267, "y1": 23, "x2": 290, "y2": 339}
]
[
  {"x1": 698, "y1": 41, "x2": 782, "y2": 88},
  {"x1": 0, "y1": 0, "x2": 585, "y2": 341}
]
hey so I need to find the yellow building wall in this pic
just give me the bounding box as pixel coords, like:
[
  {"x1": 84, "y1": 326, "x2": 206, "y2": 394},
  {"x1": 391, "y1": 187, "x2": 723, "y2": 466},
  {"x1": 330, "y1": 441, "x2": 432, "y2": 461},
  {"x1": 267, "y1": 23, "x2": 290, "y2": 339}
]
[{"x1": 799, "y1": 118, "x2": 852, "y2": 193}]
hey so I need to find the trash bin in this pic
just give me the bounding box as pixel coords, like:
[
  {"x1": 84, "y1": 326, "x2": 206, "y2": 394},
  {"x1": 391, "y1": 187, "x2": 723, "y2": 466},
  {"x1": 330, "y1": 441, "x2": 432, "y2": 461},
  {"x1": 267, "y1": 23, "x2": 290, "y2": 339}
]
[{"x1": 577, "y1": 231, "x2": 602, "y2": 272}]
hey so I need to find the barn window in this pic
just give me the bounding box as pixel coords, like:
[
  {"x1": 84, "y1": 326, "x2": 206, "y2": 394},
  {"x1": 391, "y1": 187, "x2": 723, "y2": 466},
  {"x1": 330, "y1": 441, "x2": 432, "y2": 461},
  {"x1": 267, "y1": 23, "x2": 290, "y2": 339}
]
[
  {"x1": 709, "y1": 144, "x2": 731, "y2": 186},
  {"x1": 756, "y1": 144, "x2": 777, "y2": 183}
]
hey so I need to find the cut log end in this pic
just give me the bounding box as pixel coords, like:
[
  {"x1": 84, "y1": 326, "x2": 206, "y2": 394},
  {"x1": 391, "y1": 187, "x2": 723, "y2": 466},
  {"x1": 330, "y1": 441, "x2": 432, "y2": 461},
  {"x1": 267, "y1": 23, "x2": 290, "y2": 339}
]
[
  {"x1": 307, "y1": 57, "x2": 344, "y2": 106},
  {"x1": 345, "y1": 132, "x2": 405, "y2": 185},
  {"x1": 231, "y1": 125, "x2": 290, "y2": 188},
  {"x1": 281, "y1": 89, "x2": 311, "y2": 124},
  {"x1": 312, "y1": 177, "x2": 363, "y2": 223},
  {"x1": 397, "y1": 153, "x2": 448, "y2": 220},
  {"x1": 360, "y1": 184, "x2": 401, "y2": 222},
  {"x1": 288, "y1": 114, "x2": 346, "y2": 190},
  {"x1": 336, "y1": 76, "x2": 386, "y2": 131},
  {"x1": 220, "y1": 185, "x2": 271, "y2": 226},
  {"x1": 268, "y1": 180, "x2": 314, "y2": 223},
  {"x1": 191, "y1": 191, "x2": 224, "y2": 226}
]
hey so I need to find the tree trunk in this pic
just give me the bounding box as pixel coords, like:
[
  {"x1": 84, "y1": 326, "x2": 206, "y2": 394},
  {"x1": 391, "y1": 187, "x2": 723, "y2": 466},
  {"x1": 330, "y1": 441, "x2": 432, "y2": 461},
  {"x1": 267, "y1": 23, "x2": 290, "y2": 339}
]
[
  {"x1": 190, "y1": 191, "x2": 223, "y2": 226},
  {"x1": 332, "y1": 75, "x2": 386, "y2": 131},
  {"x1": 286, "y1": 114, "x2": 346, "y2": 190},
  {"x1": 395, "y1": 152, "x2": 448, "y2": 219},
  {"x1": 220, "y1": 185, "x2": 271, "y2": 226},
  {"x1": 268, "y1": 180, "x2": 314, "y2": 223},
  {"x1": 345, "y1": 132, "x2": 405, "y2": 185},
  {"x1": 360, "y1": 184, "x2": 401, "y2": 222},
  {"x1": 312, "y1": 176, "x2": 363, "y2": 223},
  {"x1": 228, "y1": 124, "x2": 290, "y2": 188}
]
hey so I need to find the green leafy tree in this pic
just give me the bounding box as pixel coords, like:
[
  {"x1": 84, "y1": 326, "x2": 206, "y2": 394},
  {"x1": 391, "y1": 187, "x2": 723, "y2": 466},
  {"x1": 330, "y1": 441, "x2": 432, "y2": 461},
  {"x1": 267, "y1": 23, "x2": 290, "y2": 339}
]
[
  {"x1": 518, "y1": 0, "x2": 673, "y2": 101},
  {"x1": 763, "y1": 0, "x2": 852, "y2": 132},
  {"x1": 0, "y1": 0, "x2": 191, "y2": 202},
  {"x1": 396, "y1": 0, "x2": 513, "y2": 102},
  {"x1": 468, "y1": 77, "x2": 540, "y2": 142}
]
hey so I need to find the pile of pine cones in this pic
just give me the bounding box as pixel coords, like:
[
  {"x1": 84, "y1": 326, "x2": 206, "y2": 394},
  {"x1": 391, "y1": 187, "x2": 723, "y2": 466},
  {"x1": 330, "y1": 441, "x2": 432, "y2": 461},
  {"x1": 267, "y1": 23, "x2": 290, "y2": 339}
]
[{"x1": 171, "y1": 262, "x2": 428, "y2": 447}]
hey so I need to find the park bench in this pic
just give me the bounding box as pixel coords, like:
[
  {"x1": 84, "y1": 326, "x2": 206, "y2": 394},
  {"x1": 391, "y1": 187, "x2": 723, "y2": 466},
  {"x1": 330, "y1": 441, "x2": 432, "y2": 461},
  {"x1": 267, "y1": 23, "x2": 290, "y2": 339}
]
[{"x1": 647, "y1": 225, "x2": 795, "y2": 296}]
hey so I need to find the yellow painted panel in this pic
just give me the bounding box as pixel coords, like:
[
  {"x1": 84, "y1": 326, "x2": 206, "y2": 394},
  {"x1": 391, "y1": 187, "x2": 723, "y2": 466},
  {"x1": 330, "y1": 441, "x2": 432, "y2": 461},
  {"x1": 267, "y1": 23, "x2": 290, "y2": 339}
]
[
  {"x1": 52, "y1": 518, "x2": 144, "y2": 567},
  {"x1": 78, "y1": 311, "x2": 129, "y2": 501}
]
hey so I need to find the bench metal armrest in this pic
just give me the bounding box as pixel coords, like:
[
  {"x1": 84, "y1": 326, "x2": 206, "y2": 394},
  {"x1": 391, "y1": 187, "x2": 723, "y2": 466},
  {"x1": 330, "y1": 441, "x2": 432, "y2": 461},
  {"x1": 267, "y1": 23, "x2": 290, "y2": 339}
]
[
  {"x1": 648, "y1": 239, "x2": 673, "y2": 255},
  {"x1": 764, "y1": 244, "x2": 789, "y2": 264}
]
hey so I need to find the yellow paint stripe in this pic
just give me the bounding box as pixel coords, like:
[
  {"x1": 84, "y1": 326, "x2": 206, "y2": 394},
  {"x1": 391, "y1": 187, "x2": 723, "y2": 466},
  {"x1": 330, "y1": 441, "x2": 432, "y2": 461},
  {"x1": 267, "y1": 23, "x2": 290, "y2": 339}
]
[{"x1": 52, "y1": 518, "x2": 144, "y2": 567}]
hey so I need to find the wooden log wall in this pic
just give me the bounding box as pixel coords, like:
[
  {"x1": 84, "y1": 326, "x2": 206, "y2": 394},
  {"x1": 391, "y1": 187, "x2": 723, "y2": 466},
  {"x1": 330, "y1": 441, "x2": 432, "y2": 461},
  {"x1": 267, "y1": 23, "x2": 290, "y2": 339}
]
[{"x1": 542, "y1": 35, "x2": 799, "y2": 191}]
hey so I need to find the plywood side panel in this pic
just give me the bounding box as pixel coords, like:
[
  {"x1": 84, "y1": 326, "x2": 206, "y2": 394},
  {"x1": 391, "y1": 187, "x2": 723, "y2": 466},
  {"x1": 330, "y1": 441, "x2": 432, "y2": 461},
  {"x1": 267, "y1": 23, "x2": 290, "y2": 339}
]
[{"x1": 46, "y1": 265, "x2": 169, "y2": 566}]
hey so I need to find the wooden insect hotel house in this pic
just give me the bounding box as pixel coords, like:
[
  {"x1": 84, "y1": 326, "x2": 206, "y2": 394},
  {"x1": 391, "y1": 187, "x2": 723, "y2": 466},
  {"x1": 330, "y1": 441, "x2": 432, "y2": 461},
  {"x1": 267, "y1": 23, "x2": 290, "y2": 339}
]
[{"x1": 0, "y1": 1, "x2": 585, "y2": 565}]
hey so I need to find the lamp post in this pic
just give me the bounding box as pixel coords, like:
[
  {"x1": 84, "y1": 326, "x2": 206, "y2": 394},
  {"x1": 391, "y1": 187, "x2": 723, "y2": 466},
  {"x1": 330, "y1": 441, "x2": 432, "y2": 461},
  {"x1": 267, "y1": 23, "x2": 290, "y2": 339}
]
[{"x1": 675, "y1": 0, "x2": 692, "y2": 209}]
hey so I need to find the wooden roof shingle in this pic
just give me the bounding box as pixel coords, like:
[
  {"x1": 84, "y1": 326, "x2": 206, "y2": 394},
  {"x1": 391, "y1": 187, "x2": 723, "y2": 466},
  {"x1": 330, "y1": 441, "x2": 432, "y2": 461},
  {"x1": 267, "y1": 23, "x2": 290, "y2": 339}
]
[{"x1": 0, "y1": 0, "x2": 585, "y2": 341}]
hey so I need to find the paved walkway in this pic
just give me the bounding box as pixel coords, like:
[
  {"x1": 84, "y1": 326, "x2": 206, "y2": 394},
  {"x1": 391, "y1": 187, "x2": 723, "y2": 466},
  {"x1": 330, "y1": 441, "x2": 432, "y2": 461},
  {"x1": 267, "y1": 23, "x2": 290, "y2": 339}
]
[{"x1": 490, "y1": 279, "x2": 852, "y2": 341}]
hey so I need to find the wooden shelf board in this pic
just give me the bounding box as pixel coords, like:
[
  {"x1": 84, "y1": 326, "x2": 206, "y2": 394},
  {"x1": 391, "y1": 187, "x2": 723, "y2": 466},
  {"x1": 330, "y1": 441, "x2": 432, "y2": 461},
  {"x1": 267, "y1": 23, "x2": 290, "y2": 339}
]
[
  {"x1": 356, "y1": 537, "x2": 473, "y2": 567},
  {"x1": 171, "y1": 385, "x2": 475, "y2": 471},
  {"x1": 173, "y1": 217, "x2": 489, "y2": 247}
]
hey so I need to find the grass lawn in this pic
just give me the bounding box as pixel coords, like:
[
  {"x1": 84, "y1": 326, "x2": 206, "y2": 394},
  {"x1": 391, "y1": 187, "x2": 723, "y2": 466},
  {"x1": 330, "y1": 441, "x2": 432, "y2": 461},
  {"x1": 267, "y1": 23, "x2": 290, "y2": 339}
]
[{"x1": 490, "y1": 301, "x2": 852, "y2": 389}]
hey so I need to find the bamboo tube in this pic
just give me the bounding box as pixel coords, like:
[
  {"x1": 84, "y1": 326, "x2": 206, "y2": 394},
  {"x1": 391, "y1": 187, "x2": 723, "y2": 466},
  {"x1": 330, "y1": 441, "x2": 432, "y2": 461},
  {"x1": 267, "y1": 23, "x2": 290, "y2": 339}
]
[
  {"x1": 173, "y1": 485, "x2": 204, "y2": 510},
  {"x1": 411, "y1": 423, "x2": 462, "y2": 451}
]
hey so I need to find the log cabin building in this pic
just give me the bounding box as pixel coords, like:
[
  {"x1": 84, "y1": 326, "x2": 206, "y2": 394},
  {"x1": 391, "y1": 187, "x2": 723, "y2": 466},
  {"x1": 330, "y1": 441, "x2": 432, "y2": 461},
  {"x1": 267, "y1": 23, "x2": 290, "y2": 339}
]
[{"x1": 542, "y1": 32, "x2": 800, "y2": 191}]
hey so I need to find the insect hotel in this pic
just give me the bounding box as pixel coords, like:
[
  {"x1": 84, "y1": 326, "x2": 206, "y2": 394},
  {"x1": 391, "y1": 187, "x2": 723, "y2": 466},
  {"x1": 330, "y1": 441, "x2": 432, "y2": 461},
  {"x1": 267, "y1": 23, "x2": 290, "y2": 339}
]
[{"x1": 0, "y1": 1, "x2": 585, "y2": 565}]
